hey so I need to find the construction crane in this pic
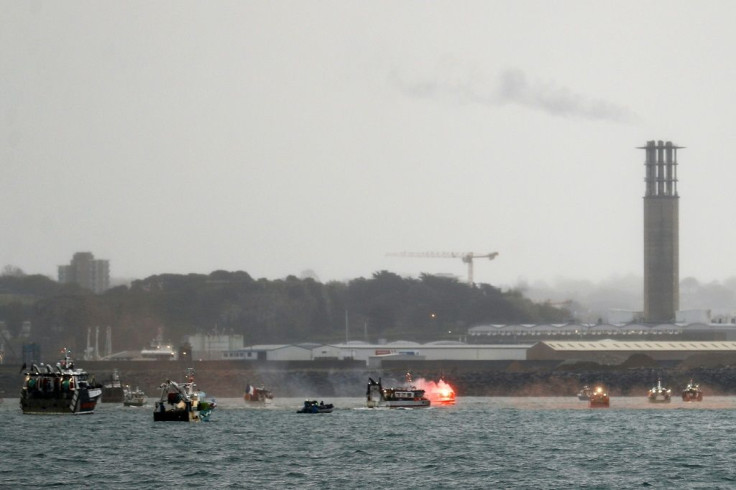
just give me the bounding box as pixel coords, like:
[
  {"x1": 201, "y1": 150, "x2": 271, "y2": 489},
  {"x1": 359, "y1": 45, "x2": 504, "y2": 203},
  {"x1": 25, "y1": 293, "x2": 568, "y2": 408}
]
[{"x1": 386, "y1": 251, "x2": 499, "y2": 285}]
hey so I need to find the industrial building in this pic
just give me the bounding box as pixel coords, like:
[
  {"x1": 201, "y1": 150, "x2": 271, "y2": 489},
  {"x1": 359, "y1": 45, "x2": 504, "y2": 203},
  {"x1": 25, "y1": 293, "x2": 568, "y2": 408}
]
[
  {"x1": 210, "y1": 337, "x2": 736, "y2": 367},
  {"x1": 527, "y1": 340, "x2": 736, "y2": 364},
  {"x1": 185, "y1": 332, "x2": 245, "y2": 360},
  {"x1": 220, "y1": 341, "x2": 529, "y2": 365},
  {"x1": 222, "y1": 344, "x2": 314, "y2": 361},
  {"x1": 467, "y1": 321, "x2": 736, "y2": 343},
  {"x1": 92, "y1": 327, "x2": 736, "y2": 366}
]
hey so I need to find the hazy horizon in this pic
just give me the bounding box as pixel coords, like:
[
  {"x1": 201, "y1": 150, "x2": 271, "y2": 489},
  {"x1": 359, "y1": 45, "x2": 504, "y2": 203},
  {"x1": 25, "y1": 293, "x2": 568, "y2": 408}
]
[
  {"x1": 4, "y1": 2, "x2": 736, "y2": 289},
  {"x1": 13, "y1": 262, "x2": 736, "y2": 320}
]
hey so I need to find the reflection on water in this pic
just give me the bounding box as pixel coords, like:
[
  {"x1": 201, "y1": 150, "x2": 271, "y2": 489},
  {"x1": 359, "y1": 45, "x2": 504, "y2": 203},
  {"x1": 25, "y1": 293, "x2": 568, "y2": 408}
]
[{"x1": 3, "y1": 395, "x2": 736, "y2": 411}]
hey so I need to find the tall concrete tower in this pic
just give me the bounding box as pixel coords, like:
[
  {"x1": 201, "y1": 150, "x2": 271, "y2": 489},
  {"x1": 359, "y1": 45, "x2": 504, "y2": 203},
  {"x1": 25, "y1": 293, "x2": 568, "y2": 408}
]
[{"x1": 640, "y1": 140, "x2": 682, "y2": 323}]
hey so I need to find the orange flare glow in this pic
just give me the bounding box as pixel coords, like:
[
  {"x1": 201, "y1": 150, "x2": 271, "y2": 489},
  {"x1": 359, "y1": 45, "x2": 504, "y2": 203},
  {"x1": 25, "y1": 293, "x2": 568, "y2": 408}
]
[{"x1": 414, "y1": 378, "x2": 456, "y2": 405}]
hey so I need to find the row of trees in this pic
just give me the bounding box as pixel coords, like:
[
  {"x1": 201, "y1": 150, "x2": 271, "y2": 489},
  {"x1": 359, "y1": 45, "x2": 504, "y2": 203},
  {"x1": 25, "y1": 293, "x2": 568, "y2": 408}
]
[{"x1": 0, "y1": 269, "x2": 570, "y2": 355}]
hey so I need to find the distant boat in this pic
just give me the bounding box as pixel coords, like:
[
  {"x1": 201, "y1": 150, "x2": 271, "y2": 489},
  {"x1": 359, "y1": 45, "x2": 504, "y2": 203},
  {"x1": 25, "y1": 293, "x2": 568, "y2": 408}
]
[
  {"x1": 648, "y1": 378, "x2": 671, "y2": 403},
  {"x1": 588, "y1": 385, "x2": 610, "y2": 408},
  {"x1": 577, "y1": 386, "x2": 593, "y2": 401},
  {"x1": 681, "y1": 380, "x2": 703, "y2": 402},
  {"x1": 123, "y1": 385, "x2": 147, "y2": 407},
  {"x1": 296, "y1": 400, "x2": 334, "y2": 413},
  {"x1": 243, "y1": 384, "x2": 273, "y2": 405},
  {"x1": 101, "y1": 369, "x2": 124, "y2": 403},
  {"x1": 20, "y1": 348, "x2": 102, "y2": 415}
]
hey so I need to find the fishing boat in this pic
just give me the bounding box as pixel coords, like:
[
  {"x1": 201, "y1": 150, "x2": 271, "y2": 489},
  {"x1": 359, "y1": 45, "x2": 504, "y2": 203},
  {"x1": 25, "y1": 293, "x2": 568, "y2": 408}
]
[
  {"x1": 681, "y1": 380, "x2": 703, "y2": 402},
  {"x1": 588, "y1": 385, "x2": 610, "y2": 408},
  {"x1": 153, "y1": 368, "x2": 216, "y2": 422},
  {"x1": 101, "y1": 368, "x2": 124, "y2": 403},
  {"x1": 577, "y1": 385, "x2": 593, "y2": 401},
  {"x1": 648, "y1": 378, "x2": 671, "y2": 403},
  {"x1": 296, "y1": 400, "x2": 334, "y2": 413},
  {"x1": 366, "y1": 373, "x2": 431, "y2": 409},
  {"x1": 20, "y1": 348, "x2": 102, "y2": 415},
  {"x1": 243, "y1": 384, "x2": 273, "y2": 404},
  {"x1": 123, "y1": 385, "x2": 147, "y2": 407}
]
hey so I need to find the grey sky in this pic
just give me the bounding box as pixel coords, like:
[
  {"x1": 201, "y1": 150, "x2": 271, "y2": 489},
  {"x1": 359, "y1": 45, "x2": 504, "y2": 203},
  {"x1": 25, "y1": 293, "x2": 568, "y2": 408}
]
[{"x1": 2, "y1": 2, "x2": 735, "y2": 288}]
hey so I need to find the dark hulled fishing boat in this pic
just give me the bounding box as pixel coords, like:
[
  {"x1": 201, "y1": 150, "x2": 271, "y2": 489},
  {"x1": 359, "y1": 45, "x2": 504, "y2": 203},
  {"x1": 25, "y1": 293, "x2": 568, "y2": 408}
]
[
  {"x1": 153, "y1": 368, "x2": 216, "y2": 422},
  {"x1": 681, "y1": 380, "x2": 703, "y2": 402},
  {"x1": 20, "y1": 348, "x2": 102, "y2": 415},
  {"x1": 587, "y1": 385, "x2": 610, "y2": 408},
  {"x1": 101, "y1": 368, "x2": 124, "y2": 403}
]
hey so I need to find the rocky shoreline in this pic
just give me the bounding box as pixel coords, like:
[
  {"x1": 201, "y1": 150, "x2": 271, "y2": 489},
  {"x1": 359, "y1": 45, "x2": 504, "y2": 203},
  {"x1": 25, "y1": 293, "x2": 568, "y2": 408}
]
[{"x1": 5, "y1": 359, "x2": 736, "y2": 399}]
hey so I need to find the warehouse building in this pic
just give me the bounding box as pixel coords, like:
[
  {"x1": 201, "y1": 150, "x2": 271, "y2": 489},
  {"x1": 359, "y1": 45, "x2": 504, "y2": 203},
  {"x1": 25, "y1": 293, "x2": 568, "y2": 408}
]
[{"x1": 527, "y1": 339, "x2": 736, "y2": 364}]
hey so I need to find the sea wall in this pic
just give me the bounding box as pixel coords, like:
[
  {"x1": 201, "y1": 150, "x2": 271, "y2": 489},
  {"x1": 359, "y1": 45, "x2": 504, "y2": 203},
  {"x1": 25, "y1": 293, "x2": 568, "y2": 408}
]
[{"x1": 4, "y1": 359, "x2": 736, "y2": 398}]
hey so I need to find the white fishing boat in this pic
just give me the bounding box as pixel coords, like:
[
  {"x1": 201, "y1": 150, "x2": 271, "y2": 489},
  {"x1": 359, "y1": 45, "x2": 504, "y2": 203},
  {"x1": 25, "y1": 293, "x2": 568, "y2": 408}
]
[
  {"x1": 648, "y1": 378, "x2": 671, "y2": 403},
  {"x1": 123, "y1": 385, "x2": 147, "y2": 407},
  {"x1": 577, "y1": 385, "x2": 593, "y2": 401},
  {"x1": 366, "y1": 373, "x2": 431, "y2": 409}
]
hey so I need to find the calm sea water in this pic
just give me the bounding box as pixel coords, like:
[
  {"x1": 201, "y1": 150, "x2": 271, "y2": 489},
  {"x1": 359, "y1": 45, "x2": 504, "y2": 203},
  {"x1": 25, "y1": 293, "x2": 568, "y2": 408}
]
[{"x1": 2, "y1": 396, "x2": 736, "y2": 489}]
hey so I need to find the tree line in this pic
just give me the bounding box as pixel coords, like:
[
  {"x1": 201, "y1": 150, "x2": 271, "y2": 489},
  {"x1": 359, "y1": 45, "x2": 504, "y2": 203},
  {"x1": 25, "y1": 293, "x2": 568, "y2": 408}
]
[{"x1": 0, "y1": 269, "x2": 570, "y2": 356}]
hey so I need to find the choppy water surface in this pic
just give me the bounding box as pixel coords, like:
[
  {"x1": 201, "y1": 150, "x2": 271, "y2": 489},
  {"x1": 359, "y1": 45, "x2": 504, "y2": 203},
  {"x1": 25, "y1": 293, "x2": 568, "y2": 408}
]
[{"x1": 2, "y1": 396, "x2": 736, "y2": 489}]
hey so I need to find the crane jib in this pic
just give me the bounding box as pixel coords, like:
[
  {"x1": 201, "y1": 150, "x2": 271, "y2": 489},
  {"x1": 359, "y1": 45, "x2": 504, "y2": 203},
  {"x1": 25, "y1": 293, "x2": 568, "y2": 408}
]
[{"x1": 385, "y1": 251, "x2": 499, "y2": 284}]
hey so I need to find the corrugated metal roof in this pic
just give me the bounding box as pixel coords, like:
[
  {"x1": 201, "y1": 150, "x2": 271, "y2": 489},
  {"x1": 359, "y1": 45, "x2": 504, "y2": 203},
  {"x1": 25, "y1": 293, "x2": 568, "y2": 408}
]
[
  {"x1": 327, "y1": 342, "x2": 534, "y2": 349},
  {"x1": 541, "y1": 340, "x2": 736, "y2": 351},
  {"x1": 246, "y1": 344, "x2": 308, "y2": 351},
  {"x1": 469, "y1": 322, "x2": 736, "y2": 333}
]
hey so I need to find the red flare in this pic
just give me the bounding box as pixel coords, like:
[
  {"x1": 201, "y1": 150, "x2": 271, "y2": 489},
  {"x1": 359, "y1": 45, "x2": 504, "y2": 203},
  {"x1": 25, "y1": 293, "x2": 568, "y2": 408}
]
[{"x1": 414, "y1": 378, "x2": 456, "y2": 405}]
